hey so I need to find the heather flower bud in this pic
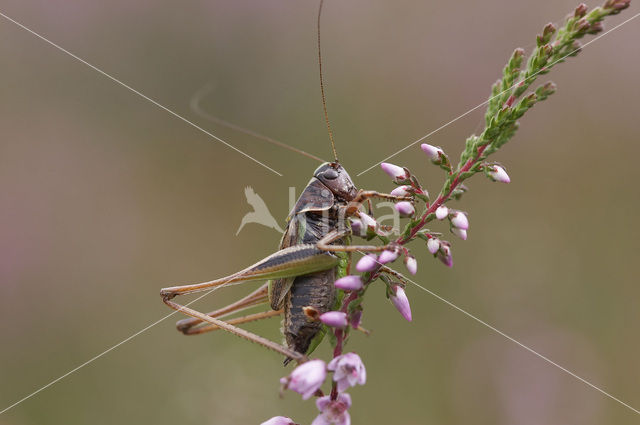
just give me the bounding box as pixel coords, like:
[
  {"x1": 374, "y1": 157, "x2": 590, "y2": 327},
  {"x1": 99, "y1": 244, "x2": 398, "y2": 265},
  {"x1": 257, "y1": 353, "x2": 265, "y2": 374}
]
[
  {"x1": 405, "y1": 256, "x2": 418, "y2": 275},
  {"x1": 390, "y1": 185, "x2": 412, "y2": 197},
  {"x1": 576, "y1": 17, "x2": 590, "y2": 32},
  {"x1": 574, "y1": 3, "x2": 588, "y2": 17},
  {"x1": 487, "y1": 165, "x2": 511, "y2": 183},
  {"x1": 358, "y1": 212, "x2": 377, "y2": 231},
  {"x1": 450, "y1": 211, "x2": 469, "y2": 230},
  {"x1": 420, "y1": 143, "x2": 444, "y2": 161},
  {"x1": 604, "y1": 0, "x2": 630, "y2": 11},
  {"x1": 356, "y1": 254, "x2": 378, "y2": 272},
  {"x1": 452, "y1": 227, "x2": 468, "y2": 240},
  {"x1": 313, "y1": 393, "x2": 351, "y2": 425},
  {"x1": 319, "y1": 311, "x2": 348, "y2": 328},
  {"x1": 395, "y1": 201, "x2": 415, "y2": 217},
  {"x1": 587, "y1": 21, "x2": 604, "y2": 34},
  {"x1": 378, "y1": 249, "x2": 399, "y2": 264},
  {"x1": 261, "y1": 417, "x2": 296, "y2": 425},
  {"x1": 435, "y1": 205, "x2": 449, "y2": 220},
  {"x1": 390, "y1": 285, "x2": 412, "y2": 322},
  {"x1": 334, "y1": 275, "x2": 364, "y2": 291},
  {"x1": 281, "y1": 359, "x2": 327, "y2": 400},
  {"x1": 569, "y1": 40, "x2": 582, "y2": 56},
  {"x1": 328, "y1": 353, "x2": 367, "y2": 392},
  {"x1": 427, "y1": 237, "x2": 440, "y2": 254},
  {"x1": 380, "y1": 162, "x2": 407, "y2": 180},
  {"x1": 349, "y1": 218, "x2": 362, "y2": 236},
  {"x1": 437, "y1": 243, "x2": 453, "y2": 267}
]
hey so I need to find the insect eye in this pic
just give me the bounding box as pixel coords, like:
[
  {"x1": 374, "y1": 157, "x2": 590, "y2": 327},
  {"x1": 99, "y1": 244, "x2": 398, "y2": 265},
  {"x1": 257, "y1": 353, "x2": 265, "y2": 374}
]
[{"x1": 323, "y1": 169, "x2": 339, "y2": 180}]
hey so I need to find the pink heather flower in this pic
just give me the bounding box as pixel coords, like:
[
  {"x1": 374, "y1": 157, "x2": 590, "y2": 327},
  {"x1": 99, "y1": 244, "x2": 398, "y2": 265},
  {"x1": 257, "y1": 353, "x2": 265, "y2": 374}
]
[
  {"x1": 437, "y1": 243, "x2": 453, "y2": 267},
  {"x1": 405, "y1": 256, "x2": 417, "y2": 275},
  {"x1": 427, "y1": 238, "x2": 440, "y2": 254},
  {"x1": 334, "y1": 275, "x2": 363, "y2": 291},
  {"x1": 380, "y1": 162, "x2": 407, "y2": 180},
  {"x1": 450, "y1": 211, "x2": 469, "y2": 230},
  {"x1": 435, "y1": 205, "x2": 449, "y2": 220},
  {"x1": 349, "y1": 218, "x2": 362, "y2": 236},
  {"x1": 420, "y1": 143, "x2": 444, "y2": 161},
  {"x1": 395, "y1": 201, "x2": 415, "y2": 217},
  {"x1": 390, "y1": 285, "x2": 412, "y2": 321},
  {"x1": 328, "y1": 352, "x2": 367, "y2": 392},
  {"x1": 320, "y1": 311, "x2": 348, "y2": 328},
  {"x1": 452, "y1": 227, "x2": 467, "y2": 240},
  {"x1": 261, "y1": 417, "x2": 296, "y2": 425},
  {"x1": 488, "y1": 165, "x2": 511, "y2": 183},
  {"x1": 312, "y1": 393, "x2": 351, "y2": 425},
  {"x1": 281, "y1": 359, "x2": 327, "y2": 400},
  {"x1": 378, "y1": 249, "x2": 398, "y2": 264},
  {"x1": 390, "y1": 185, "x2": 411, "y2": 197},
  {"x1": 356, "y1": 254, "x2": 378, "y2": 272},
  {"x1": 358, "y1": 212, "x2": 377, "y2": 231}
]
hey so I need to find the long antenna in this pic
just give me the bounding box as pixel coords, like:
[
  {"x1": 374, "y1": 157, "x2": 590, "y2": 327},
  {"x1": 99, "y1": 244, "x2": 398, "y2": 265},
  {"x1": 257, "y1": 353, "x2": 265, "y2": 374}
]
[
  {"x1": 190, "y1": 83, "x2": 325, "y2": 163},
  {"x1": 317, "y1": 0, "x2": 339, "y2": 162}
]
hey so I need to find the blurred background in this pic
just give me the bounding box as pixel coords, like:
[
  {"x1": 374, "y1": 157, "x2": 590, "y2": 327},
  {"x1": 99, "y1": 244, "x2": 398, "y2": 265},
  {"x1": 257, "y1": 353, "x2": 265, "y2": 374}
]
[{"x1": 1, "y1": 0, "x2": 638, "y2": 424}]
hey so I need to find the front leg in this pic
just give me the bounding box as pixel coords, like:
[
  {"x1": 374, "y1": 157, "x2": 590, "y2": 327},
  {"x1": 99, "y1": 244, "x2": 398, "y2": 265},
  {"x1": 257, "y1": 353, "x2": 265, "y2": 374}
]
[
  {"x1": 343, "y1": 190, "x2": 411, "y2": 215},
  {"x1": 352, "y1": 189, "x2": 411, "y2": 204},
  {"x1": 317, "y1": 229, "x2": 396, "y2": 253}
]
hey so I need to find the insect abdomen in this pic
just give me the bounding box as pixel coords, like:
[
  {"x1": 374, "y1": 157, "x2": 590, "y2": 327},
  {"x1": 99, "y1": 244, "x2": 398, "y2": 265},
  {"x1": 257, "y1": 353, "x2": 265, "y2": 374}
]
[{"x1": 284, "y1": 268, "x2": 336, "y2": 359}]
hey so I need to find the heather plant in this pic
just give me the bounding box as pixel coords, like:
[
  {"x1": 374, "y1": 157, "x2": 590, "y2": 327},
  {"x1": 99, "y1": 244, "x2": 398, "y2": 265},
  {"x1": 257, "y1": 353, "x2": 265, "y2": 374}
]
[{"x1": 264, "y1": 2, "x2": 631, "y2": 424}]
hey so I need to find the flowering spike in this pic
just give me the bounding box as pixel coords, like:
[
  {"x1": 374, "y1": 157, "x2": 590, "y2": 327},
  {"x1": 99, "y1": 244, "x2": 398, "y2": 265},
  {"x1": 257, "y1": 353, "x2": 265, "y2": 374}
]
[
  {"x1": 390, "y1": 286, "x2": 412, "y2": 321},
  {"x1": 261, "y1": 417, "x2": 296, "y2": 425},
  {"x1": 334, "y1": 275, "x2": 363, "y2": 291},
  {"x1": 427, "y1": 238, "x2": 440, "y2": 254},
  {"x1": 390, "y1": 185, "x2": 412, "y2": 197},
  {"x1": 395, "y1": 201, "x2": 415, "y2": 217},
  {"x1": 452, "y1": 227, "x2": 468, "y2": 240},
  {"x1": 450, "y1": 211, "x2": 469, "y2": 230},
  {"x1": 380, "y1": 162, "x2": 407, "y2": 180},
  {"x1": 328, "y1": 353, "x2": 367, "y2": 392},
  {"x1": 487, "y1": 165, "x2": 511, "y2": 183},
  {"x1": 312, "y1": 393, "x2": 351, "y2": 425},
  {"x1": 405, "y1": 256, "x2": 417, "y2": 275},
  {"x1": 435, "y1": 205, "x2": 449, "y2": 220},
  {"x1": 356, "y1": 254, "x2": 378, "y2": 272},
  {"x1": 281, "y1": 359, "x2": 327, "y2": 400},
  {"x1": 378, "y1": 249, "x2": 398, "y2": 264},
  {"x1": 319, "y1": 311, "x2": 348, "y2": 328}
]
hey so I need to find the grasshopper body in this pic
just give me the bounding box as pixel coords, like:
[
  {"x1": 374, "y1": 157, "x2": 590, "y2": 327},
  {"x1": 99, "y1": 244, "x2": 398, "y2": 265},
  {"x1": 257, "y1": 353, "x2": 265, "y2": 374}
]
[
  {"x1": 160, "y1": 162, "x2": 396, "y2": 364},
  {"x1": 274, "y1": 162, "x2": 357, "y2": 359}
]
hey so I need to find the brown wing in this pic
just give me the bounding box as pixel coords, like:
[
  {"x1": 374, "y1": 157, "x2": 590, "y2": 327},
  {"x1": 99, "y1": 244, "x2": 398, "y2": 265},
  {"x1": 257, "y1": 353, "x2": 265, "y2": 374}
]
[
  {"x1": 270, "y1": 177, "x2": 334, "y2": 310},
  {"x1": 287, "y1": 177, "x2": 335, "y2": 217},
  {"x1": 269, "y1": 216, "x2": 300, "y2": 310}
]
